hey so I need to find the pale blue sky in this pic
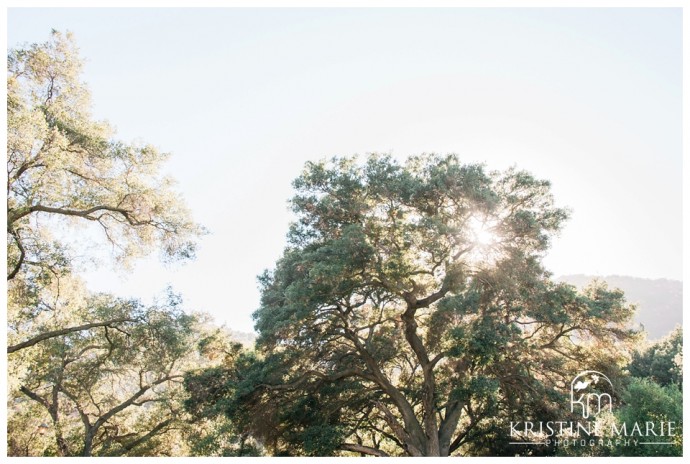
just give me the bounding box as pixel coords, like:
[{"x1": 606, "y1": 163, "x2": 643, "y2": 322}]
[{"x1": 7, "y1": 8, "x2": 682, "y2": 333}]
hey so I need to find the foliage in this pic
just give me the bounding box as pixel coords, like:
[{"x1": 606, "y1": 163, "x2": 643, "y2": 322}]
[
  {"x1": 553, "y1": 329, "x2": 683, "y2": 458},
  {"x1": 6, "y1": 31, "x2": 207, "y2": 457},
  {"x1": 7, "y1": 30, "x2": 654, "y2": 458},
  {"x1": 589, "y1": 377, "x2": 683, "y2": 457},
  {"x1": 628, "y1": 326, "x2": 682, "y2": 389},
  {"x1": 187, "y1": 154, "x2": 638, "y2": 456},
  {"x1": 575, "y1": 327, "x2": 684, "y2": 457},
  {"x1": 181, "y1": 334, "x2": 263, "y2": 456},
  {"x1": 559, "y1": 275, "x2": 682, "y2": 340},
  {"x1": 7, "y1": 30, "x2": 203, "y2": 284},
  {"x1": 7, "y1": 283, "x2": 213, "y2": 456},
  {"x1": 601, "y1": 378, "x2": 683, "y2": 457}
]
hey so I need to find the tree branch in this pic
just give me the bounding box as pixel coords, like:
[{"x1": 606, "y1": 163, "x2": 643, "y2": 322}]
[
  {"x1": 94, "y1": 374, "x2": 182, "y2": 430},
  {"x1": 257, "y1": 368, "x2": 371, "y2": 392},
  {"x1": 438, "y1": 400, "x2": 464, "y2": 454},
  {"x1": 58, "y1": 386, "x2": 92, "y2": 430},
  {"x1": 344, "y1": 329, "x2": 426, "y2": 452},
  {"x1": 8, "y1": 204, "x2": 138, "y2": 226},
  {"x1": 8, "y1": 318, "x2": 137, "y2": 354},
  {"x1": 340, "y1": 443, "x2": 389, "y2": 457},
  {"x1": 538, "y1": 325, "x2": 581, "y2": 349},
  {"x1": 448, "y1": 407, "x2": 480, "y2": 454},
  {"x1": 7, "y1": 226, "x2": 25, "y2": 280},
  {"x1": 373, "y1": 400, "x2": 422, "y2": 456},
  {"x1": 108, "y1": 417, "x2": 174, "y2": 456},
  {"x1": 19, "y1": 385, "x2": 50, "y2": 410}
]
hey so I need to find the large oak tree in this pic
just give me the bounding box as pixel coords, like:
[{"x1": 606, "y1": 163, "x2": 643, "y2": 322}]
[{"x1": 187, "y1": 154, "x2": 638, "y2": 456}]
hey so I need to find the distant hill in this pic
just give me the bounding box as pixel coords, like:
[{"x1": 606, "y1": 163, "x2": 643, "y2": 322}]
[
  {"x1": 558, "y1": 275, "x2": 682, "y2": 340},
  {"x1": 227, "y1": 329, "x2": 257, "y2": 347}
]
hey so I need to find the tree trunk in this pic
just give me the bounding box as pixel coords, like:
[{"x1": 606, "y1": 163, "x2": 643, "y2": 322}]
[
  {"x1": 51, "y1": 419, "x2": 71, "y2": 456},
  {"x1": 82, "y1": 428, "x2": 95, "y2": 457},
  {"x1": 438, "y1": 400, "x2": 464, "y2": 456}
]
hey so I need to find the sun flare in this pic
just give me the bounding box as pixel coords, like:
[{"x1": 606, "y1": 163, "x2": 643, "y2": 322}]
[{"x1": 468, "y1": 216, "x2": 499, "y2": 247}]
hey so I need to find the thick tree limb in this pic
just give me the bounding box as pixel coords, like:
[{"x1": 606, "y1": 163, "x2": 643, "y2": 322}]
[
  {"x1": 25, "y1": 204, "x2": 131, "y2": 222},
  {"x1": 406, "y1": 280, "x2": 451, "y2": 310},
  {"x1": 438, "y1": 400, "x2": 464, "y2": 455},
  {"x1": 340, "y1": 443, "x2": 389, "y2": 457},
  {"x1": 448, "y1": 409, "x2": 480, "y2": 454},
  {"x1": 401, "y1": 286, "x2": 449, "y2": 455},
  {"x1": 10, "y1": 160, "x2": 46, "y2": 183},
  {"x1": 19, "y1": 385, "x2": 50, "y2": 410},
  {"x1": 108, "y1": 417, "x2": 174, "y2": 456},
  {"x1": 94, "y1": 374, "x2": 182, "y2": 431},
  {"x1": 8, "y1": 204, "x2": 146, "y2": 228},
  {"x1": 257, "y1": 368, "x2": 372, "y2": 392},
  {"x1": 8, "y1": 318, "x2": 137, "y2": 354},
  {"x1": 344, "y1": 329, "x2": 426, "y2": 453},
  {"x1": 7, "y1": 227, "x2": 25, "y2": 280},
  {"x1": 374, "y1": 401, "x2": 422, "y2": 457}
]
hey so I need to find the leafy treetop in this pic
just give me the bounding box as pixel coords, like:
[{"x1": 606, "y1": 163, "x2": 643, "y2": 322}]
[
  {"x1": 7, "y1": 30, "x2": 203, "y2": 283},
  {"x1": 188, "y1": 154, "x2": 637, "y2": 457}
]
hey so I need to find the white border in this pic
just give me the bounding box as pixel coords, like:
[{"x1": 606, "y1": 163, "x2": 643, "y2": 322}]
[{"x1": 2, "y1": 1, "x2": 687, "y2": 462}]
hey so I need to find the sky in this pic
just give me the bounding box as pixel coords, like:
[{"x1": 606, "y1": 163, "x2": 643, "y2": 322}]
[{"x1": 6, "y1": 8, "x2": 682, "y2": 333}]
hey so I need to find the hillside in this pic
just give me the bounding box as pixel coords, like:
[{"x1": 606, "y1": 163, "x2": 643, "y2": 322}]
[
  {"x1": 558, "y1": 275, "x2": 682, "y2": 340},
  {"x1": 227, "y1": 328, "x2": 257, "y2": 347}
]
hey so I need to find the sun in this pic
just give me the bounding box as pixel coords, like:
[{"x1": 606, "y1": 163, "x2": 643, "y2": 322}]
[
  {"x1": 467, "y1": 215, "x2": 499, "y2": 248},
  {"x1": 465, "y1": 215, "x2": 503, "y2": 266}
]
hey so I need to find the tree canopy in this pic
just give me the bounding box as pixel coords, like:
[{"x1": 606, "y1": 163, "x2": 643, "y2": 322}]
[
  {"x1": 9, "y1": 284, "x2": 197, "y2": 456},
  {"x1": 7, "y1": 30, "x2": 202, "y2": 285},
  {"x1": 186, "y1": 154, "x2": 638, "y2": 456},
  {"x1": 7, "y1": 30, "x2": 669, "y2": 458},
  {"x1": 6, "y1": 31, "x2": 210, "y2": 457},
  {"x1": 628, "y1": 326, "x2": 682, "y2": 389}
]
